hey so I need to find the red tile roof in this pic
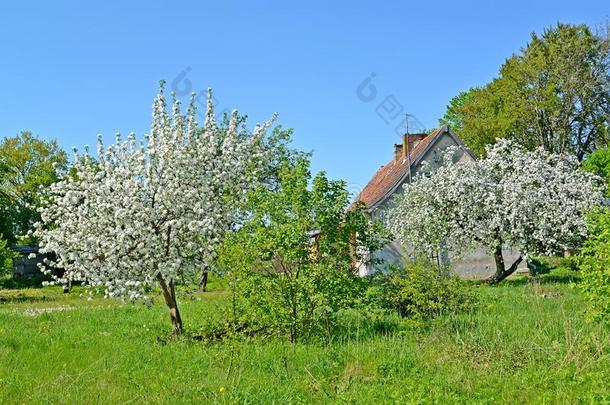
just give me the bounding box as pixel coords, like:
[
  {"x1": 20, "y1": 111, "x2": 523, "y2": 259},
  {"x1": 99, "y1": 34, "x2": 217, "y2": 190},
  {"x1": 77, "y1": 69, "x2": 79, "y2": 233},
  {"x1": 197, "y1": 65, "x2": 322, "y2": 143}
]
[{"x1": 353, "y1": 126, "x2": 445, "y2": 208}]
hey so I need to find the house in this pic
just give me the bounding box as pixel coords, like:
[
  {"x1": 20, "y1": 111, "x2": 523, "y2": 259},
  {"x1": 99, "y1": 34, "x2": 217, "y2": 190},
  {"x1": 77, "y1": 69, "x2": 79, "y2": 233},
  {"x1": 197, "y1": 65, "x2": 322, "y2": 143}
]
[{"x1": 353, "y1": 125, "x2": 521, "y2": 278}]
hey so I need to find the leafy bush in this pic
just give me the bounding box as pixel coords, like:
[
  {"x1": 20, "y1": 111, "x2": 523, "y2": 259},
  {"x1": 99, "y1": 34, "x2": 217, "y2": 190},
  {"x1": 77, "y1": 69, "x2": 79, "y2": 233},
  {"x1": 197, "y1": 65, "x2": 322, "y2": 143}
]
[
  {"x1": 368, "y1": 262, "x2": 476, "y2": 319},
  {"x1": 552, "y1": 256, "x2": 579, "y2": 273},
  {"x1": 582, "y1": 147, "x2": 610, "y2": 196},
  {"x1": 0, "y1": 237, "x2": 16, "y2": 276},
  {"x1": 579, "y1": 209, "x2": 610, "y2": 321},
  {"x1": 217, "y1": 156, "x2": 388, "y2": 343},
  {"x1": 226, "y1": 258, "x2": 369, "y2": 341},
  {"x1": 524, "y1": 256, "x2": 580, "y2": 277}
]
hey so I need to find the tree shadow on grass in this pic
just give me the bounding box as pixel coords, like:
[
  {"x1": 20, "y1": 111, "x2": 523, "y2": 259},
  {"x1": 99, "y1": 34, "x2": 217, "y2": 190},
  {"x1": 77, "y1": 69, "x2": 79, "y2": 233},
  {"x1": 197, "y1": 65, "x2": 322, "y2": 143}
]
[
  {"x1": 495, "y1": 269, "x2": 580, "y2": 288},
  {"x1": 539, "y1": 271, "x2": 580, "y2": 285},
  {"x1": 0, "y1": 275, "x2": 62, "y2": 304},
  {"x1": 0, "y1": 274, "x2": 50, "y2": 290},
  {"x1": 0, "y1": 294, "x2": 58, "y2": 304},
  {"x1": 501, "y1": 276, "x2": 531, "y2": 287},
  {"x1": 181, "y1": 308, "x2": 408, "y2": 347}
]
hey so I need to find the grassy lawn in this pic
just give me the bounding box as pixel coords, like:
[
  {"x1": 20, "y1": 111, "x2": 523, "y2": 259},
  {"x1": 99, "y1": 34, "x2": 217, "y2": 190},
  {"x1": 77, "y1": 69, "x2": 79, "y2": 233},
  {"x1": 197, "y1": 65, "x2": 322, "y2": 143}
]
[{"x1": 1, "y1": 271, "x2": 609, "y2": 404}]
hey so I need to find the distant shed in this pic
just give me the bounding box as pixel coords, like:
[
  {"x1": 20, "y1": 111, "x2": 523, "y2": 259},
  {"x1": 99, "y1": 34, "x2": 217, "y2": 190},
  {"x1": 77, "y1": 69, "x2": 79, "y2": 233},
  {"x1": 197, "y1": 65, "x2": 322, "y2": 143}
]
[{"x1": 12, "y1": 245, "x2": 45, "y2": 277}]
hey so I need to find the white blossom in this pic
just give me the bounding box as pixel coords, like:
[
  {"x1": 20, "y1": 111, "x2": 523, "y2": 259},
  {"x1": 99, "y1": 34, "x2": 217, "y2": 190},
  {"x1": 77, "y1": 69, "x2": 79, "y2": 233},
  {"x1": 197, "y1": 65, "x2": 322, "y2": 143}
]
[
  {"x1": 34, "y1": 83, "x2": 274, "y2": 300},
  {"x1": 387, "y1": 139, "x2": 604, "y2": 262}
]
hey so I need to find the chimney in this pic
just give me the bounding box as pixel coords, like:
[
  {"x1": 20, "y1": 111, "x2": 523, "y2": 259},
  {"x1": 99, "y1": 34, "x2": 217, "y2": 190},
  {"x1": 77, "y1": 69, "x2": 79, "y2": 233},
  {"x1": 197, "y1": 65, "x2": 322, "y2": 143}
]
[
  {"x1": 394, "y1": 144, "x2": 403, "y2": 161},
  {"x1": 395, "y1": 132, "x2": 428, "y2": 161}
]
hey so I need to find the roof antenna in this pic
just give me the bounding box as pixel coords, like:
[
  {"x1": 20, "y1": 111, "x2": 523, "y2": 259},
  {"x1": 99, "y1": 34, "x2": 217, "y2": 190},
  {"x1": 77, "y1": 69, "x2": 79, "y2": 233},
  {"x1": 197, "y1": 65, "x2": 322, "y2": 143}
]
[{"x1": 405, "y1": 113, "x2": 412, "y2": 185}]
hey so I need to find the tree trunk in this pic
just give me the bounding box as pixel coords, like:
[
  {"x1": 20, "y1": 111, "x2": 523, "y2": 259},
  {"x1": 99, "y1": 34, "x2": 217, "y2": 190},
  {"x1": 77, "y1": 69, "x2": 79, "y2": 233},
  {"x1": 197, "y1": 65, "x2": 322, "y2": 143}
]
[
  {"x1": 156, "y1": 273, "x2": 183, "y2": 333},
  {"x1": 290, "y1": 307, "x2": 297, "y2": 344},
  {"x1": 486, "y1": 246, "x2": 523, "y2": 284},
  {"x1": 198, "y1": 269, "x2": 209, "y2": 292}
]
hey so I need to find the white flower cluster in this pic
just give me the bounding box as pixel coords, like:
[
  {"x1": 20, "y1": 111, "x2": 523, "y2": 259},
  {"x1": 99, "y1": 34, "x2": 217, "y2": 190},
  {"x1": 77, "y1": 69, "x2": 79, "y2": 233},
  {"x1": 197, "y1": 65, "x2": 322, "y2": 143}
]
[
  {"x1": 33, "y1": 85, "x2": 273, "y2": 299},
  {"x1": 388, "y1": 139, "x2": 604, "y2": 258}
]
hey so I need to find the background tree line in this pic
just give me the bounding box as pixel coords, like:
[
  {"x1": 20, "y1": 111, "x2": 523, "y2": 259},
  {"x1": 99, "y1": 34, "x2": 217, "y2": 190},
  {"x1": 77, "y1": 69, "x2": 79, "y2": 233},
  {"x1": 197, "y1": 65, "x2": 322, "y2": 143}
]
[
  {"x1": 441, "y1": 22, "x2": 610, "y2": 160},
  {"x1": 0, "y1": 131, "x2": 67, "y2": 274}
]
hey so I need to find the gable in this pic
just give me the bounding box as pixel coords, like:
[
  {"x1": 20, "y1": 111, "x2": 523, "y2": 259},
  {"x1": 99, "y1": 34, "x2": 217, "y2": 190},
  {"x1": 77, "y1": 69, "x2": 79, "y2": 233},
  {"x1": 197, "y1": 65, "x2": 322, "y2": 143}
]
[
  {"x1": 411, "y1": 131, "x2": 474, "y2": 177},
  {"x1": 353, "y1": 125, "x2": 474, "y2": 210}
]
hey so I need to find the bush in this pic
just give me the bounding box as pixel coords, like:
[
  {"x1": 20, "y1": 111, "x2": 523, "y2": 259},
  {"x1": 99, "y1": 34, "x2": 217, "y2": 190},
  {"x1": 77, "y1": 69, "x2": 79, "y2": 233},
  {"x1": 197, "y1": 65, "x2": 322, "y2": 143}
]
[
  {"x1": 368, "y1": 262, "x2": 476, "y2": 319},
  {"x1": 582, "y1": 147, "x2": 610, "y2": 196},
  {"x1": 224, "y1": 256, "x2": 368, "y2": 342},
  {"x1": 579, "y1": 208, "x2": 610, "y2": 321},
  {"x1": 216, "y1": 157, "x2": 388, "y2": 343},
  {"x1": 0, "y1": 237, "x2": 16, "y2": 276}
]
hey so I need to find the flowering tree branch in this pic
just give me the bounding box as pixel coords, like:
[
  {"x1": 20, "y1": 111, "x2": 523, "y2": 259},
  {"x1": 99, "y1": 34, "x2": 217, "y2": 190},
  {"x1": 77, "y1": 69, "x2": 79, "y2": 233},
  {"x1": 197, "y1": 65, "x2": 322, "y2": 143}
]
[
  {"x1": 388, "y1": 140, "x2": 604, "y2": 284},
  {"x1": 33, "y1": 82, "x2": 274, "y2": 331}
]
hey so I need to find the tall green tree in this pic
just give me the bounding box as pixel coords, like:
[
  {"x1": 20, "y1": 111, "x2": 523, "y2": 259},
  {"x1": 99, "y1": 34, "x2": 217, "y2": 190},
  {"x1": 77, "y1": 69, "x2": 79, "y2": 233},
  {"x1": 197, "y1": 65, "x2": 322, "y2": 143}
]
[
  {"x1": 438, "y1": 88, "x2": 475, "y2": 135},
  {"x1": 0, "y1": 131, "x2": 68, "y2": 244},
  {"x1": 0, "y1": 237, "x2": 16, "y2": 276},
  {"x1": 582, "y1": 147, "x2": 610, "y2": 196},
  {"x1": 442, "y1": 23, "x2": 610, "y2": 159}
]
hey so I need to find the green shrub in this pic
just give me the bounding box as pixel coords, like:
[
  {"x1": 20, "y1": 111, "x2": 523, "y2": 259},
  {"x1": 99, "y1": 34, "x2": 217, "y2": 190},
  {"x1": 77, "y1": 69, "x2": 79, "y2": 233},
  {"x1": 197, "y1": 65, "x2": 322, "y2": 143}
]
[
  {"x1": 553, "y1": 256, "x2": 579, "y2": 273},
  {"x1": 579, "y1": 208, "x2": 610, "y2": 321},
  {"x1": 0, "y1": 237, "x2": 16, "y2": 276},
  {"x1": 526, "y1": 256, "x2": 577, "y2": 277},
  {"x1": 216, "y1": 156, "x2": 388, "y2": 343},
  {"x1": 369, "y1": 262, "x2": 476, "y2": 319},
  {"x1": 223, "y1": 256, "x2": 368, "y2": 342},
  {"x1": 582, "y1": 147, "x2": 610, "y2": 196}
]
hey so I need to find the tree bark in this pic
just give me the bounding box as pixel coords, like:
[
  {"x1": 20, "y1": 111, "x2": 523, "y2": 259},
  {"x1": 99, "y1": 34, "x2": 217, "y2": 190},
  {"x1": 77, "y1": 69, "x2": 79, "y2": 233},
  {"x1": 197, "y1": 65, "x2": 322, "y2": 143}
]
[
  {"x1": 290, "y1": 301, "x2": 297, "y2": 344},
  {"x1": 486, "y1": 246, "x2": 523, "y2": 284},
  {"x1": 198, "y1": 271, "x2": 208, "y2": 292},
  {"x1": 198, "y1": 266, "x2": 209, "y2": 292},
  {"x1": 156, "y1": 273, "x2": 183, "y2": 333}
]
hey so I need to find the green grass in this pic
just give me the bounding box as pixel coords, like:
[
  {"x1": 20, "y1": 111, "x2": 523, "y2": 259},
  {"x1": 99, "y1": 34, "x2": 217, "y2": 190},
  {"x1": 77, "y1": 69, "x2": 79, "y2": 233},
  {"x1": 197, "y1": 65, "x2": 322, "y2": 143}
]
[{"x1": 1, "y1": 271, "x2": 610, "y2": 404}]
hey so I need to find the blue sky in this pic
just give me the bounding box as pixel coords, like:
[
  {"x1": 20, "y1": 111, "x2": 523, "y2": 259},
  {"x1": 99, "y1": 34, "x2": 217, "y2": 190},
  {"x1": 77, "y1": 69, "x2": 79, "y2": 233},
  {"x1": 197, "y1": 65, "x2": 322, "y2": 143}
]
[{"x1": 0, "y1": 1, "x2": 608, "y2": 193}]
